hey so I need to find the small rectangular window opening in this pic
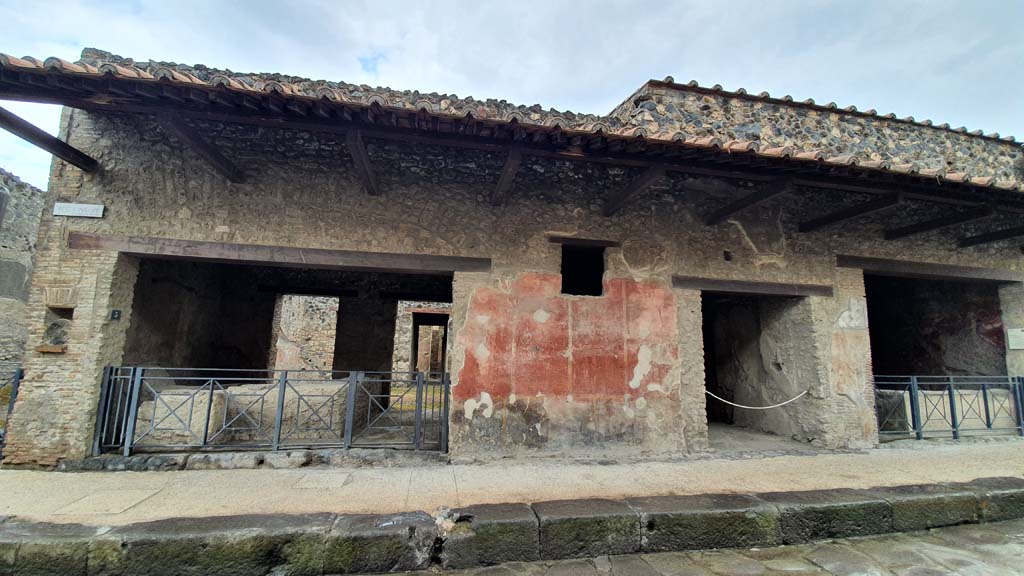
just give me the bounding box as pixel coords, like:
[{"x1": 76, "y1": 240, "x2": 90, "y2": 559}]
[{"x1": 560, "y1": 244, "x2": 605, "y2": 296}]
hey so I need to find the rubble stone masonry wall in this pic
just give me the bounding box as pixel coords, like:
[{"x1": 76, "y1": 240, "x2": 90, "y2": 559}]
[
  {"x1": 4, "y1": 106, "x2": 1023, "y2": 464},
  {"x1": 0, "y1": 168, "x2": 45, "y2": 363}
]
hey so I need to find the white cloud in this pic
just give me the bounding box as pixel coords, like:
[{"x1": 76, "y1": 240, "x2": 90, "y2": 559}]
[{"x1": 0, "y1": 0, "x2": 1021, "y2": 188}]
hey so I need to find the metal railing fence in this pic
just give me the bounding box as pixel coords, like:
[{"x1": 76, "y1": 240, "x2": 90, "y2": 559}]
[
  {"x1": 875, "y1": 375, "x2": 1024, "y2": 440},
  {"x1": 0, "y1": 363, "x2": 22, "y2": 453},
  {"x1": 93, "y1": 367, "x2": 450, "y2": 456}
]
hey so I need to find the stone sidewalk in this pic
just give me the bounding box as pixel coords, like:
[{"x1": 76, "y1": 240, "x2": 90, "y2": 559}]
[
  {"x1": 0, "y1": 440, "x2": 1021, "y2": 525},
  {"x1": 398, "y1": 519, "x2": 1024, "y2": 576}
]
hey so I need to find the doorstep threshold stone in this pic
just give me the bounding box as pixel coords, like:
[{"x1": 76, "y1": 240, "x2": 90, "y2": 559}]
[{"x1": 0, "y1": 476, "x2": 1020, "y2": 575}]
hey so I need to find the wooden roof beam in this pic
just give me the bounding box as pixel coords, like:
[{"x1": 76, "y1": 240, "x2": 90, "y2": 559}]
[
  {"x1": 602, "y1": 165, "x2": 666, "y2": 216},
  {"x1": 346, "y1": 128, "x2": 379, "y2": 196},
  {"x1": 490, "y1": 143, "x2": 522, "y2": 206},
  {"x1": 884, "y1": 206, "x2": 995, "y2": 240},
  {"x1": 0, "y1": 105, "x2": 98, "y2": 172},
  {"x1": 798, "y1": 193, "x2": 903, "y2": 233},
  {"x1": 704, "y1": 178, "x2": 792, "y2": 225},
  {"x1": 159, "y1": 113, "x2": 244, "y2": 184},
  {"x1": 959, "y1": 224, "x2": 1024, "y2": 248}
]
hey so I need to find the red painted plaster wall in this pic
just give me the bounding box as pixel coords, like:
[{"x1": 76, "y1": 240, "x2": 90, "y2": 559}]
[{"x1": 456, "y1": 273, "x2": 678, "y2": 408}]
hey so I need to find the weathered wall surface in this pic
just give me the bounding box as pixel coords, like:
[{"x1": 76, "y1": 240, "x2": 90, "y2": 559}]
[
  {"x1": 0, "y1": 168, "x2": 45, "y2": 363},
  {"x1": 611, "y1": 83, "x2": 1024, "y2": 182},
  {"x1": 865, "y1": 276, "x2": 1006, "y2": 376},
  {"x1": 4, "y1": 106, "x2": 1022, "y2": 464},
  {"x1": 268, "y1": 295, "x2": 339, "y2": 373}
]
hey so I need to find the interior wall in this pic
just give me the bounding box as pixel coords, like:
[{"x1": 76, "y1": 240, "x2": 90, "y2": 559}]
[
  {"x1": 702, "y1": 293, "x2": 819, "y2": 440},
  {"x1": 864, "y1": 275, "x2": 1007, "y2": 375},
  {"x1": 334, "y1": 296, "x2": 399, "y2": 372},
  {"x1": 268, "y1": 294, "x2": 339, "y2": 372}
]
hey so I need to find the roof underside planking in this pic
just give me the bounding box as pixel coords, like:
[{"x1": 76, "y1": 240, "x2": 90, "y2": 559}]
[{"x1": 1, "y1": 52, "x2": 1023, "y2": 251}]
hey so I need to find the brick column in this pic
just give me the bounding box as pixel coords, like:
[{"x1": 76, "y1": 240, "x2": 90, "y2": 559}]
[
  {"x1": 4, "y1": 245, "x2": 139, "y2": 466},
  {"x1": 998, "y1": 282, "x2": 1024, "y2": 376}
]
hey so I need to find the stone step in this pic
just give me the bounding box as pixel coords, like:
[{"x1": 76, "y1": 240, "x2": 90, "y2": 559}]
[{"x1": 0, "y1": 476, "x2": 1021, "y2": 575}]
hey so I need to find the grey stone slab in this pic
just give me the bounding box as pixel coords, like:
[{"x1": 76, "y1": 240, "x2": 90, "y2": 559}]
[
  {"x1": 183, "y1": 452, "x2": 261, "y2": 470},
  {"x1": 627, "y1": 493, "x2": 780, "y2": 552},
  {"x1": 325, "y1": 511, "x2": 437, "y2": 574},
  {"x1": 950, "y1": 476, "x2": 1024, "y2": 523},
  {"x1": 108, "y1": 513, "x2": 333, "y2": 576},
  {"x1": 686, "y1": 550, "x2": 769, "y2": 576},
  {"x1": 608, "y1": 555, "x2": 661, "y2": 575},
  {"x1": 543, "y1": 559, "x2": 601, "y2": 576},
  {"x1": 443, "y1": 503, "x2": 540, "y2": 569},
  {"x1": 866, "y1": 483, "x2": 979, "y2": 531},
  {"x1": 640, "y1": 551, "x2": 716, "y2": 576},
  {"x1": 758, "y1": 489, "x2": 893, "y2": 544},
  {"x1": 533, "y1": 499, "x2": 640, "y2": 560},
  {"x1": 802, "y1": 543, "x2": 886, "y2": 576}
]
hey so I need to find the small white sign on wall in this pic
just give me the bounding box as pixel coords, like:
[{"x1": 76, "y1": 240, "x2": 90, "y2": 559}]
[
  {"x1": 53, "y1": 202, "x2": 105, "y2": 218},
  {"x1": 1008, "y1": 328, "x2": 1024, "y2": 350}
]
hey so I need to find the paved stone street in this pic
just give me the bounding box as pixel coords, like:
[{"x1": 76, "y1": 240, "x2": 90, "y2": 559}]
[{"x1": 396, "y1": 519, "x2": 1024, "y2": 576}]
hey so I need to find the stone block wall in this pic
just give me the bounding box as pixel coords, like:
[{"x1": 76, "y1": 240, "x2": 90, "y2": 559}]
[
  {"x1": 611, "y1": 82, "x2": 1024, "y2": 182},
  {"x1": 0, "y1": 167, "x2": 45, "y2": 364},
  {"x1": 268, "y1": 294, "x2": 339, "y2": 374},
  {"x1": 4, "y1": 104, "x2": 1023, "y2": 464}
]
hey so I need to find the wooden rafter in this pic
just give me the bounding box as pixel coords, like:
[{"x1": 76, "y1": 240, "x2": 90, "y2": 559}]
[
  {"x1": 345, "y1": 128, "x2": 379, "y2": 196},
  {"x1": 959, "y1": 225, "x2": 1024, "y2": 248},
  {"x1": 0, "y1": 105, "x2": 98, "y2": 172},
  {"x1": 799, "y1": 194, "x2": 903, "y2": 233},
  {"x1": 884, "y1": 206, "x2": 995, "y2": 240},
  {"x1": 704, "y1": 178, "x2": 792, "y2": 225},
  {"x1": 158, "y1": 113, "x2": 244, "y2": 184},
  {"x1": 490, "y1": 143, "x2": 522, "y2": 206},
  {"x1": 602, "y1": 165, "x2": 666, "y2": 216}
]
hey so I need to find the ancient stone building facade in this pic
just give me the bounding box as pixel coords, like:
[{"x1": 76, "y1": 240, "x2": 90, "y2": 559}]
[
  {"x1": 0, "y1": 167, "x2": 44, "y2": 363},
  {"x1": 0, "y1": 50, "x2": 1022, "y2": 465}
]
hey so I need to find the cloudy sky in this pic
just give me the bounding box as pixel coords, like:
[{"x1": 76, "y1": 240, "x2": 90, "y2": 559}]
[{"x1": 1, "y1": 0, "x2": 1021, "y2": 189}]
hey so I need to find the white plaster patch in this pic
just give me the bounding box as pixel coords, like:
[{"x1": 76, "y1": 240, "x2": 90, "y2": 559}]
[
  {"x1": 837, "y1": 298, "x2": 869, "y2": 329},
  {"x1": 533, "y1": 309, "x2": 551, "y2": 323},
  {"x1": 629, "y1": 345, "x2": 654, "y2": 389},
  {"x1": 474, "y1": 342, "x2": 491, "y2": 363},
  {"x1": 462, "y1": 391, "x2": 494, "y2": 420},
  {"x1": 475, "y1": 315, "x2": 491, "y2": 325},
  {"x1": 508, "y1": 393, "x2": 516, "y2": 405},
  {"x1": 635, "y1": 397, "x2": 648, "y2": 410},
  {"x1": 647, "y1": 384, "x2": 663, "y2": 393}
]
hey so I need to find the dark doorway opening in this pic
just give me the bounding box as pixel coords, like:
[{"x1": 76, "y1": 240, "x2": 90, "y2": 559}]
[{"x1": 863, "y1": 275, "x2": 1006, "y2": 376}]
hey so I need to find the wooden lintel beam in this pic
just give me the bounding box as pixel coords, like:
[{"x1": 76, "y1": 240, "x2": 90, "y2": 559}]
[
  {"x1": 959, "y1": 225, "x2": 1024, "y2": 248},
  {"x1": 799, "y1": 194, "x2": 903, "y2": 233},
  {"x1": 67, "y1": 232, "x2": 491, "y2": 274},
  {"x1": 837, "y1": 255, "x2": 1021, "y2": 283},
  {"x1": 0, "y1": 105, "x2": 98, "y2": 172},
  {"x1": 704, "y1": 178, "x2": 792, "y2": 225},
  {"x1": 672, "y1": 275, "x2": 834, "y2": 297},
  {"x1": 884, "y1": 206, "x2": 995, "y2": 240},
  {"x1": 158, "y1": 113, "x2": 245, "y2": 184},
  {"x1": 346, "y1": 128, "x2": 379, "y2": 196},
  {"x1": 490, "y1": 144, "x2": 523, "y2": 206},
  {"x1": 602, "y1": 165, "x2": 666, "y2": 216}
]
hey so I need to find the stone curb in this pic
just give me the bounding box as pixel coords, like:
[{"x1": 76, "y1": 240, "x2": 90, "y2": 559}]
[
  {"x1": 45, "y1": 448, "x2": 447, "y2": 472},
  {"x1": 0, "y1": 476, "x2": 1021, "y2": 575}
]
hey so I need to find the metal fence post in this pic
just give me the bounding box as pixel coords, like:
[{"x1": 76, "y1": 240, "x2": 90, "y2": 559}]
[
  {"x1": 343, "y1": 372, "x2": 359, "y2": 449},
  {"x1": 122, "y1": 367, "x2": 144, "y2": 457},
  {"x1": 91, "y1": 367, "x2": 111, "y2": 457},
  {"x1": 947, "y1": 379, "x2": 960, "y2": 440},
  {"x1": 272, "y1": 371, "x2": 288, "y2": 451},
  {"x1": 1014, "y1": 378, "x2": 1024, "y2": 437},
  {"x1": 440, "y1": 373, "x2": 451, "y2": 453},
  {"x1": 201, "y1": 375, "x2": 216, "y2": 447},
  {"x1": 413, "y1": 372, "x2": 425, "y2": 450},
  {"x1": 982, "y1": 382, "x2": 992, "y2": 429},
  {"x1": 908, "y1": 377, "x2": 923, "y2": 440}
]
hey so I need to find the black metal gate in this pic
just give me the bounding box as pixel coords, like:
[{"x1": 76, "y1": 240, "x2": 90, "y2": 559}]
[
  {"x1": 0, "y1": 363, "x2": 22, "y2": 455},
  {"x1": 93, "y1": 367, "x2": 450, "y2": 456}
]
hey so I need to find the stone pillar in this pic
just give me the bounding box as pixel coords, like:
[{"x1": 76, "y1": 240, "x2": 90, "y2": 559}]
[
  {"x1": 811, "y1": 267, "x2": 878, "y2": 449},
  {"x1": 998, "y1": 283, "x2": 1024, "y2": 375},
  {"x1": 4, "y1": 249, "x2": 139, "y2": 466},
  {"x1": 267, "y1": 294, "x2": 339, "y2": 374},
  {"x1": 675, "y1": 288, "x2": 708, "y2": 452}
]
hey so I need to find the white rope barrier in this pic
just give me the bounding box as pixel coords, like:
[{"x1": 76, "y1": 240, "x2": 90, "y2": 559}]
[{"x1": 704, "y1": 389, "x2": 808, "y2": 410}]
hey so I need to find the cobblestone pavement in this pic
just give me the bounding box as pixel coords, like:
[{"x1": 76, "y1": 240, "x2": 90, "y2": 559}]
[{"x1": 398, "y1": 519, "x2": 1024, "y2": 576}]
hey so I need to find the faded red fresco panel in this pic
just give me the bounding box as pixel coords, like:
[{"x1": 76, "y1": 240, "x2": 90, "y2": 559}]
[
  {"x1": 456, "y1": 287, "x2": 513, "y2": 401},
  {"x1": 570, "y1": 279, "x2": 627, "y2": 397},
  {"x1": 513, "y1": 274, "x2": 571, "y2": 397},
  {"x1": 457, "y1": 273, "x2": 679, "y2": 404}
]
